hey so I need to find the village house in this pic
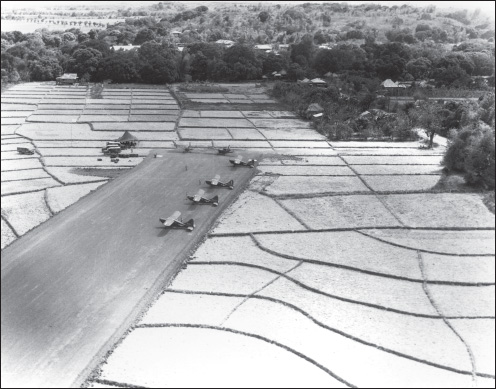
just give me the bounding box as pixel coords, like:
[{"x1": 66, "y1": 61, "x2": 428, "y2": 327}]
[
  {"x1": 270, "y1": 69, "x2": 287, "y2": 79},
  {"x1": 215, "y1": 39, "x2": 235, "y2": 48},
  {"x1": 381, "y1": 79, "x2": 407, "y2": 95},
  {"x1": 306, "y1": 102, "x2": 324, "y2": 119},
  {"x1": 111, "y1": 45, "x2": 140, "y2": 51},
  {"x1": 56, "y1": 73, "x2": 79, "y2": 85},
  {"x1": 397, "y1": 81, "x2": 413, "y2": 88},
  {"x1": 254, "y1": 44, "x2": 273, "y2": 53},
  {"x1": 310, "y1": 78, "x2": 327, "y2": 87}
]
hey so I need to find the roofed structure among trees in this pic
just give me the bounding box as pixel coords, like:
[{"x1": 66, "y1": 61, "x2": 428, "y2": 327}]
[
  {"x1": 56, "y1": 73, "x2": 79, "y2": 85},
  {"x1": 115, "y1": 131, "x2": 139, "y2": 147}
]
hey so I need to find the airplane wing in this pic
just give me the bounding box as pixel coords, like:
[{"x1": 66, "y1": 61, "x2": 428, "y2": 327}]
[
  {"x1": 236, "y1": 155, "x2": 243, "y2": 162},
  {"x1": 193, "y1": 189, "x2": 205, "y2": 202},
  {"x1": 163, "y1": 218, "x2": 175, "y2": 227},
  {"x1": 164, "y1": 210, "x2": 181, "y2": 226},
  {"x1": 211, "y1": 174, "x2": 220, "y2": 185}
]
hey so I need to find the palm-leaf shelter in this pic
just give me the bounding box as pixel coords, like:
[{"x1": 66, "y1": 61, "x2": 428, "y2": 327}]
[
  {"x1": 115, "y1": 131, "x2": 138, "y2": 148},
  {"x1": 307, "y1": 102, "x2": 325, "y2": 119},
  {"x1": 307, "y1": 103, "x2": 324, "y2": 114}
]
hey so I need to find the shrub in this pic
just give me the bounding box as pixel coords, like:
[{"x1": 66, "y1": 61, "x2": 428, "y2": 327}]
[
  {"x1": 443, "y1": 125, "x2": 496, "y2": 188},
  {"x1": 320, "y1": 122, "x2": 353, "y2": 140},
  {"x1": 413, "y1": 89, "x2": 428, "y2": 101},
  {"x1": 464, "y1": 131, "x2": 495, "y2": 188},
  {"x1": 442, "y1": 128, "x2": 473, "y2": 171},
  {"x1": 392, "y1": 113, "x2": 417, "y2": 140},
  {"x1": 374, "y1": 96, "x2": 387, "y2": 110}
]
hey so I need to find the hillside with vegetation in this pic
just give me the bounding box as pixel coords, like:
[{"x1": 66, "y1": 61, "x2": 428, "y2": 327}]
[
  {"x1": 2, "y1": 1, "x2": 495, "y2": 188},
  {"x1": 1, "y1": 2, "x2": 495, "y2": 85}
]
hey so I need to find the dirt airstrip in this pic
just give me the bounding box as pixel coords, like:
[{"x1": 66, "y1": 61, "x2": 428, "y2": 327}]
[{"x1": 1, "y1": 150, "x2": 259, "y2": 388}]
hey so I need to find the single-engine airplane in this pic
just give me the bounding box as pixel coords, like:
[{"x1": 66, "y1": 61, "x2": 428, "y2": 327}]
[
  {"x1": 187, "y1": 189, "x2": 219, "y2": 206},
  {"x1": 229, "y1": 155, "x2": 257, "y2": 168},
  {"x1": 217, "y1": 145, "x2": 233, "y2": 155},
  {"x1": 206, "y1": 174, "x2": 234, "y2": 189},
  {"x1": 159, "y1": 211, "x2": 194, "y2": 231},
  {"x1": 183, "y1": 143, "x2": 193, "y2": 153}
]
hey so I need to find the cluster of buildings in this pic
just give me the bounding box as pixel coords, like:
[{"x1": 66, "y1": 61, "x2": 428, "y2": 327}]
[
  {"x1": 110, "y1": 32, "x2": 333, "y2": 57},
  {"x1": 297, "y1": 77, "x2": 328, "y2": 87}
]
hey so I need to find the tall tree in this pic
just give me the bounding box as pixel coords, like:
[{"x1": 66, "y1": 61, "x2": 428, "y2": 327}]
[
  {"x1": 137, "y1": 41, "x2": 179, "y2": 83},
  {"x1": 290, "y1": 34, "x2": 315, "y2": 68},
  {"x1": 411, "y1": 102, "x2": 444, "y2": 148},
  {"x1": 68, "y1": 48, "x2": 103, "y2": 79}
]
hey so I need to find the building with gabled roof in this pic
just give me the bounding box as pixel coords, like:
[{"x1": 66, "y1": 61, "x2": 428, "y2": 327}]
[
  {"x1": 112, "y1": 45, "x2": 140, "y2": 51},
  {"x1": 381, "y1": 79, "x2": 397, "y2": 88},
  {"x1": 381, "y1": 79, "x2": 407, "y2": 89},
  {"x1": 310, "y1": 78, "x2": 327, "y2": 87},
  {"x1": 215, "y1": 39, "x2": 235, "y2": 48},
  {"x1": 56, "y1": 73, "x2": 79, "y2": 85},
  {"x1": 254, "y1": 44, "x2": 273, "y2": 52}
]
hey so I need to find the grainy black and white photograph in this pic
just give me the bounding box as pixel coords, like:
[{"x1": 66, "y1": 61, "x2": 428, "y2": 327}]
[{"x1": 1, "y1": 0, "x2": 495, "y2": 387}]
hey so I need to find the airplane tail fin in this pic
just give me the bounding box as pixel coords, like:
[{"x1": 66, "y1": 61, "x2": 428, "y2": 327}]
[
  {"x1": 227, "y1": 180, "x2": 234, "y2": 188},
  {"x1": 185, "y1": 219, "x2": 195, "y2": 230},
  {"x1": 211, "y1": 195, "x2": 219, "y2": 206}
]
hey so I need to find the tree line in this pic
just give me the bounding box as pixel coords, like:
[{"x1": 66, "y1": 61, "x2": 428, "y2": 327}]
[
  {"x1": 1, "y1": 24, "x2": 494, "y2": 87},
  {"x1": 4, "y1": 2, "x2": 493, "y2": 46}
]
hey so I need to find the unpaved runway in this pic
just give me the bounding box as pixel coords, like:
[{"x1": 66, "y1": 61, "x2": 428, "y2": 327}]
[{"x1": 1, "y1": 150, "x2": 259, "y2": 388}]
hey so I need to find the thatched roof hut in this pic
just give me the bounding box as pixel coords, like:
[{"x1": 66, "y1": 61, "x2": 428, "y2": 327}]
[
  {"x1": 307, "y1": 103, "x2": 324, "y2": 113},
  {"x1": 115, "y1": 131, "x2": 138, "y2": 147}
]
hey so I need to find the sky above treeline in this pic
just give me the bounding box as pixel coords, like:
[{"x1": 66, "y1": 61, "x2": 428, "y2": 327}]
[{"x1": 1, "y1": 0, "x2": 495, "y2": 18}]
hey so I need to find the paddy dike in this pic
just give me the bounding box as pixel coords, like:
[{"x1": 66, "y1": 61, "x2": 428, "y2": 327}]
[{"x1": 1, "y1": 149, "x2": 260, "y2": 388}]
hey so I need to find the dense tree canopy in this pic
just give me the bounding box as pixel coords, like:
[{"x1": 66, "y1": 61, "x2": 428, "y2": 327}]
[
  {"x1": 137, "y1": 42, "x2": 179, "y2": 83},
  {"x1": 1, "y1": 2, "x2": 494, "y2": 85}
]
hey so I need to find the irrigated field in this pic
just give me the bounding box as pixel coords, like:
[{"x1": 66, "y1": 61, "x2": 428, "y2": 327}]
[
  {"x1": 2, "y1": 82, "x2": 494, "y2": 389},
  {"x1": 1, "y1": 83, "x2": 181, "y2": 248}
]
